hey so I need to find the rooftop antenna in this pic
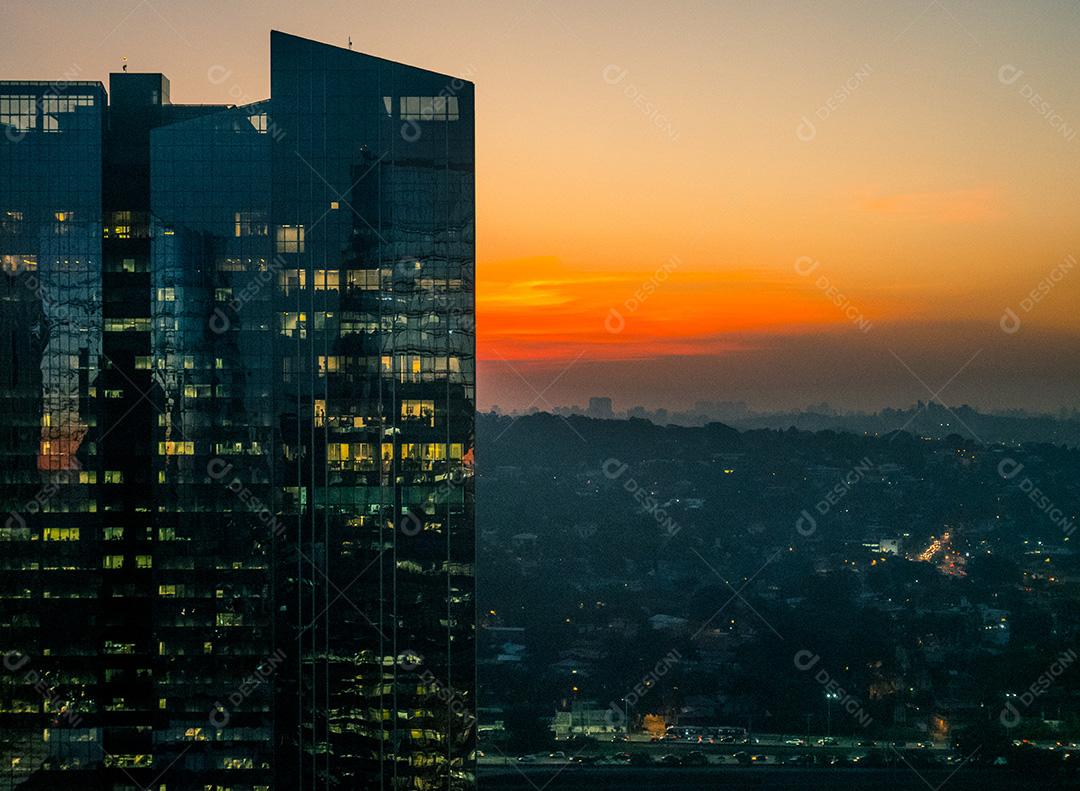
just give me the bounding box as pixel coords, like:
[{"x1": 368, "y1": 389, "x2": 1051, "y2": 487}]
[
  {"x1": 121, "y1": 56, "x2": 128, "y2": 73},
  {"x1": 348, "y1": 37, "x2": 353, "y2": 50}
]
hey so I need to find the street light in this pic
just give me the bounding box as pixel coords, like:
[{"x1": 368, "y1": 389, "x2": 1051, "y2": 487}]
[{"x1": 825, "y1": 692, "x2": 840, "y2": 738}]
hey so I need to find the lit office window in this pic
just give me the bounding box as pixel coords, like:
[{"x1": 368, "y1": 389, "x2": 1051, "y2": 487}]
[
  {"x1": 398, "y1": 95, "x2": 460, "y2": 121},
  {"x1": 275, "y1": 225, "x2": 305, "y2": 253}
]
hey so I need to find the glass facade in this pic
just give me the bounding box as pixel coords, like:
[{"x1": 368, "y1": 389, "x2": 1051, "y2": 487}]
[
  {"x1": 149, "y1": 104, "x2": 278, "y2": 789},
  {"x1": 0, "y1": 79, "x2": 107, "y2": 787},
  {"x1": 0, "y1": 31, "x2": 475, "y2": 790}
]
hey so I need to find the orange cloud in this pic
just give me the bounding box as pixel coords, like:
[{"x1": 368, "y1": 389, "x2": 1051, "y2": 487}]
[{"x1": 855, "y1": 187, "x2": 1003, "y2": 224}]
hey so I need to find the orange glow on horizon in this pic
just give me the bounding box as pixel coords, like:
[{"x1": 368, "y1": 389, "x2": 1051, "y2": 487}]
[{"x1": 478, "y1": 256, "x2": 906, "y2": 362}]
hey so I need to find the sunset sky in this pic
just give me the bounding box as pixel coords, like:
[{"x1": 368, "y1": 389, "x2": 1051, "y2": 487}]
[{"x1": 5, "y1": 0, "x2": 1079, "y2": 412}]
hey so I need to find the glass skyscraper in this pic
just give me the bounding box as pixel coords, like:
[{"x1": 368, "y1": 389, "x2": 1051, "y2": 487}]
[{"x1": 0, "y1": 31, "x2": 475, "y2": 790}]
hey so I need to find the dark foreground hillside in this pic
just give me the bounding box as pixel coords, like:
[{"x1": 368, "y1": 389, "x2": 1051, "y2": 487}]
[{"x1": 476, "y1": 412, "x2": 1080, "y2": 772}]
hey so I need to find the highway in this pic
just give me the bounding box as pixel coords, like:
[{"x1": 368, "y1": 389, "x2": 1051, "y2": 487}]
[{"x1": 479, "y1": 731, "x2": 956, "y2": 769}]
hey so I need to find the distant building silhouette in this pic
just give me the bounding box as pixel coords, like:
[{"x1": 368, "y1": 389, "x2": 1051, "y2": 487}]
[{"x1": 587, "y1": 396, "x2": 614, "y2": 419}]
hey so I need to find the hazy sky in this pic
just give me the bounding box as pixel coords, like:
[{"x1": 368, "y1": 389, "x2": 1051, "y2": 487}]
[{"x1": 4, "y1": 1, "x2": 1079, "y2": 413}]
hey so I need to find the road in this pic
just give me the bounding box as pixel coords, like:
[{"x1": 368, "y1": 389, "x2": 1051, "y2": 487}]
[{"x1": 479, "y1": 731, "x2": 954, "y2": 769}]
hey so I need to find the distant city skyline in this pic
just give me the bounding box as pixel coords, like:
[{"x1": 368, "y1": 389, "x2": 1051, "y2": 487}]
[
  {"x1": 492, "y1": 396, "x2": 1080, "y2": 420},
  {"x1": 482, "y1": 321, "x2": 1080, "y2": 415},
  {"x1": 2, "y1": 1, "x2": 1079, "y2": 413}
]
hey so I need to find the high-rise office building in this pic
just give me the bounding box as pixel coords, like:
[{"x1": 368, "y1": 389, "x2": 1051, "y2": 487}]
[{"x1": 0, "y1": 31, "x2": 475, "y2": 790}]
